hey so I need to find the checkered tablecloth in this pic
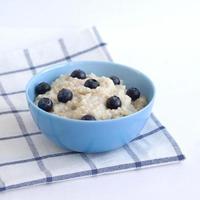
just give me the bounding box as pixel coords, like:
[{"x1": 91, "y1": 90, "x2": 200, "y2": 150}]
[{"x1": 0, "y1": 27, "x2": 185, "y2": 192}]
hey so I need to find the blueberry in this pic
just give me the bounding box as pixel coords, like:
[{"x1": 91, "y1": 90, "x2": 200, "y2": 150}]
[
  {"x1": 35, "y1": 82, "x2": 51, "y2": 95},
  {"x1": 81, "y1": 114, "x2": 96, "y2": 120},
  {"x1": 38, "y1": 98, "x2": 53, "y2": 112},
  {"x1": 71, "y1": 69, "x2": 86, "y2": 79},
  {"x1": 106, "y1": 96, "x2": 122, "y2": 109},
  {"x1": 84, "y1": 79, "x2": 100, "y2": 89},
  {"x1": 57, "y1": 88, "x2": 73, "y2": 103},
  {"x1": 126, "y1": 88, "x2": 140, "y2": 101},
  {"x1": 110, "y1": 76, "x2": 120, "y2": 85}
]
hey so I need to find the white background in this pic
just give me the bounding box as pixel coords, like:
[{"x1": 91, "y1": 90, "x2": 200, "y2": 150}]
[{"x1": 0, "y1": 0, "x2": 200, "y2": 199}]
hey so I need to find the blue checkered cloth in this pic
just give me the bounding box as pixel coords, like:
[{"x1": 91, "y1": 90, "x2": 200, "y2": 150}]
[{"x1": 0, "y1": 27, "x2": 185, "y2": 192}]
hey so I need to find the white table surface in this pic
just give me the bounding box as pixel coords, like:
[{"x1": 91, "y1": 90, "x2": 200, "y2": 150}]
[{"x1": 0, "y1": 0, "x2": 200, "y2": 199}]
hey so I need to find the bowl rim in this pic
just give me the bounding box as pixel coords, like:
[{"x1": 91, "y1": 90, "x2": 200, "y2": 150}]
[{"x1": 25, "y1": 60, "x2": 155, "y2": 124}]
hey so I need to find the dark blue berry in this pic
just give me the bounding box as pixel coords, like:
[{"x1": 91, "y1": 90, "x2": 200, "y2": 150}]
[
  {"x1": 106, "y1": 96, "x2": 122, "y2": 109},
  {"x1": 110, "y1": 76, "x2": 120, "y2": 85},
  {"x1": 71, "y1": 69, "x2": 86, "y2": 79},
  {"x1": 81, "y1": 114, "x2": 96, "y2": 120},
  {"x1": 35, "y1": 82, "x2": 51, "y2": 95},
  {"x1": 126, "y1": 88, "x2": 140, "y2": 101},
  {"x1": 84, "y1": 79, "x2": 100, "y2": 89},
  {"x1": 38, "y1": 98, "x2": 53, "y2": 112},
  {"x1": 57, "y1": 88, "x2": 73, "y2": 103}
]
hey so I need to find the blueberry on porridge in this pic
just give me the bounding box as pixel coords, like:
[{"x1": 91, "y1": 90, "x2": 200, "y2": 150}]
[
  {"x1": 57, "y1": 88, "x2": 73, "y2": 103},
  {"x1": 81, "y1": 114, "x2": 96, "y2": 121},
  {"x1": 109, "y1": 76, "x2": 120, "y2": 85},
  {"x1": 35, "y1": 82, "x2": 51, "y2": 95},
  {"x1": 38, "y1": 97, "x2": 53, "y2": 112},
  {"x1": 35, "y1": 69, "x2": 147, "y2": 120},
  {"x1": 106, "y1": 96, "x2": 122, "y2": 109},
  {"x1": 84, "y1": 79, "x2": 100, "y2": 89},
  {"x1": 70, "y1": 69, "x2": 86, "y2": 79},
  {"x1": 126, "y1": 87, "x2": 140, "y2": 101}
]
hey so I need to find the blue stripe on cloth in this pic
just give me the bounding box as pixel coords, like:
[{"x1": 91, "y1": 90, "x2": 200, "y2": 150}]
[
  {"x1": 0, "y1": 43, "x2": 106, "y2": 77},
  {"x1": 0, "y1": 131, "x2": 41, "y2": 141},
  {"x1": 97, "y1": 155, "x2": 185, "y2": 174},
  {"x1": 24, "y1": 49, "x2": 36, "y2": 75},
  {"x1": 0, "y1": 90, "x2": 25, "y2": 96},
  {"x1": 0, "y1": 83, "x2": 53, "y2": 182},
  {"x1": 0, "y1": 152, "x2": 76, "y2": 168},
  {"x1": 92, "y1": 26, "x2": 113, "y2": 61},
  {"x1": 131, "y1": 126, "x2": 165, "y2": 141},
  {"x1": 0, "y1": 178, "x2": 5, "y2": 192},
  {"x1": 123, "y1": 144, "x2": 141, "y2": 168},
  {"x1": 150, "y1": 114, "x2": 185, "y2": 160},
  {"x1": 0, "y1": 109, "x2": 29, "y2": 115},
  {"x1": 0, "y1": 155, "x2": 185, "y2": 192},
  {"x1": 2, "y1": 178, "x2": 47, "y2": 191},
  {"x1": 52, "y1": 170, "x2": 94, "y2": 181},
  {"x1": 58, "y1": 38, "x2": 72, "y2": 62},
  {"x1": 80, "y1": 154, "x2": 98, "y2": 175}
]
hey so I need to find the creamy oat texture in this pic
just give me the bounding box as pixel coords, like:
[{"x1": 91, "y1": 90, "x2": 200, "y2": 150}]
[{"x1": 35, "y1": 73, "x2": 147, "y2": 120}]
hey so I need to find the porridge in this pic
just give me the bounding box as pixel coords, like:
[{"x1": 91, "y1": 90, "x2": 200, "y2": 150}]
[{"x1": 35, "y1": 69, "x2": 147, "y2": 120}]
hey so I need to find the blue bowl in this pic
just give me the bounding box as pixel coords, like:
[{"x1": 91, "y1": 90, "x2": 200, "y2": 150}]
[{"x1": 26, "y1": 61, "x2": 155, "y2": 153}]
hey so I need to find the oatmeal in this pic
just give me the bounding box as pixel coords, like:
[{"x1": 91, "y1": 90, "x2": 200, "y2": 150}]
[{"x1": 35, "y1": 69, "x2": 147, "y2": 120}]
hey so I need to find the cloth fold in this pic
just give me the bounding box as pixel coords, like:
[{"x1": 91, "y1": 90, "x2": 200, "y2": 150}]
[{"x1": 0, "y1": 26, "x2": 185, "y2": 192}]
